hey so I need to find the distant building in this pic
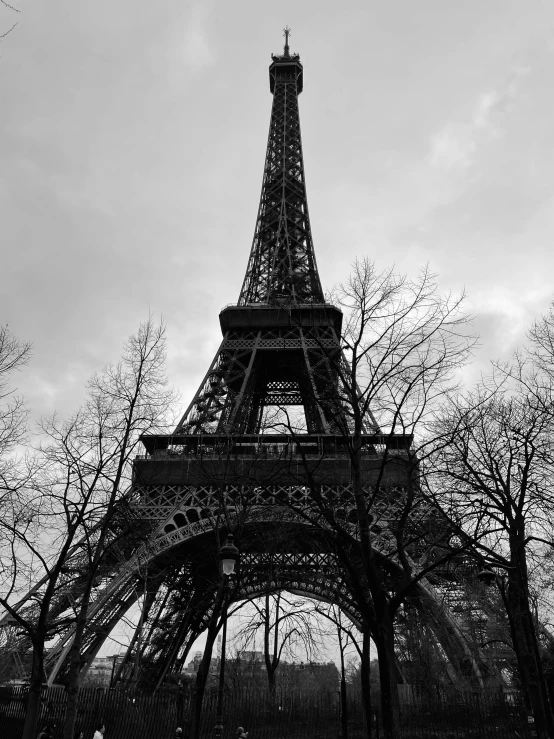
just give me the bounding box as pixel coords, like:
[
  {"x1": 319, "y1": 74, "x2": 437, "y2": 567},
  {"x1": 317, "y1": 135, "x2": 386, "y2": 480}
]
[
  {"x1": 84, "y1": 654, "x2": 125, "y2": 686},
  {"x1": 240, "y1": 650, "x2": 264, "y2": 663},
  {"x1": 183, "y1": 651, "x2": 205, "y2": 676},
  {"x1": 182, "y1": 648, "x2": 338, "y2": 695}
]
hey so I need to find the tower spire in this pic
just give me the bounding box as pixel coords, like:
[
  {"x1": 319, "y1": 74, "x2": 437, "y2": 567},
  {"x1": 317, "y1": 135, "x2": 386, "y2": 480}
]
[
  {"x1": 283, "y1": 25, "x2": 291, "y2": 58},
  {"x1": 239, "y1": 33, "x2": 324, "y2": 306}
]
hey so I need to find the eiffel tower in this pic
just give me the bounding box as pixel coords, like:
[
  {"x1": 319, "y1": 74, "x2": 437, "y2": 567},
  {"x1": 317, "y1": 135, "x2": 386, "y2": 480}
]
[
  {"x1": 0, "y1": 31, "x2": 506, "y2": 693},
  {"x1": 173, "y1": 28, "x2": 357, "y2": 440}
]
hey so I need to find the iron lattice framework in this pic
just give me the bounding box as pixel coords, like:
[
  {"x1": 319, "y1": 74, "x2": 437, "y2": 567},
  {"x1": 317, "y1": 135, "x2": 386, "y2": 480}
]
[
  {"x1": 173, "y1": 37, "x2": 355, "y2": 437},
  {"x1": 238, "y1": 44, "x2": 323, "y2": 305},
  {"x1": 0, "y1": 32, "x2": 520, "y2": 693}
]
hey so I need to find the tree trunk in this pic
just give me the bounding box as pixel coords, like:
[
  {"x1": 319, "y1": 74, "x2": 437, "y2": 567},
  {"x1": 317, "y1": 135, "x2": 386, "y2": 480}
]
[
  {"x1": 503, "y1": 533, "x2": 554, "y2": 739},
  {"x1": 62, "y1": 592, "x2": 93, "y2": 739},
  {"x1": 526, "y1": 595, "x2": 554, "y2": 737},
  {"x1": 267, "y1": 666, "x2": 276, "y2": 695},
  {"x1": 188, "y1": 582, "x2": 226, "y2": 739},
  {"x1": 340, "y1": 647, "x2": 348, "y2": 739},
  {"x1": 189, "y1": 621, "x2": 220, "y2": 739},
  {"x1": 507, "y1": 578, "x2": 554, "y2": 739},
  {"x1": 264, "y1": 591, "x2": 278, "y2": 697},
  {"x1": 21, "y1": 644, "x2": 44, "y2": 739},
  {"x1": 360, "y1": 627, "x2": 373, "y2": 739},
  {"x1": 374, "y1": 613, "x2": 400, "y2": 739},
  {"x1": 350, "y1": 427, "x2": 399, "y2": 738},
  {"x1": 63, "y1": 614, "x2": 86, "y2": 739},
  {"x1": 336, "y1": 618, "x2": 348, "y2": 739}
]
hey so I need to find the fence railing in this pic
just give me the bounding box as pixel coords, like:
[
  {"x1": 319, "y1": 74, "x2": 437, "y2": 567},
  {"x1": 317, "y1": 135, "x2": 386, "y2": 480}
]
[{"x1": 0, "y1": 684, "x2": 534, "y2": 739}]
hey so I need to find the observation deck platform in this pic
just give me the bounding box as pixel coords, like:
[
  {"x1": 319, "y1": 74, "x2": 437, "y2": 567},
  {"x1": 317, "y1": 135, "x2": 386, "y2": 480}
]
[
  {"x1": 134, "y1": 433, "x2": 413, "y2": 488},
  {"x1": 219, "y1": 303, "x2": 343, "y2": 333}
]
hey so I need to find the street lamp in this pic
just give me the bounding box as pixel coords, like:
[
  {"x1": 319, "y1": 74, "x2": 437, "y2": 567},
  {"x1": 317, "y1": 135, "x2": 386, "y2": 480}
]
[
  {"x1": 214, "y1": 534, "x2": 239, "y2": 739},
  {"x1": 220, "y1": 534, "x2": 240, "y2": 576},
  {"x1": 476, "y1": 568, "x2": 497, "y2": 587}
]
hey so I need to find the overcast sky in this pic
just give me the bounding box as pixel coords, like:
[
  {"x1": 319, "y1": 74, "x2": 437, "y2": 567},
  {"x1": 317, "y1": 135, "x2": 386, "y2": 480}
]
[{"x1": 2, "y1": 0, "x2": 554, "y2": 423}]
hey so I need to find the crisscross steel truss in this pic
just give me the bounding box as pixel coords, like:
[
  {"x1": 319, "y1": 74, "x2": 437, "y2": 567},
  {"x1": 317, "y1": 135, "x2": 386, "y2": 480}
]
[
  {"x1": 175, "y1": 323, "x2": 356, "y2": 435},
  {"x1": 174, "y1": 44, "x2": 353, "y2": 436},
  {"x1": 239, "y1": 51, "x2": 323, "y2": 305}
]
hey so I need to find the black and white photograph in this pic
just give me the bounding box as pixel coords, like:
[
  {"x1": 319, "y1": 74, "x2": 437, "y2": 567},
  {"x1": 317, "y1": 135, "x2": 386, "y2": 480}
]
[{"x1": 1, "y1": 2, "x2": 554, "y2": 738}]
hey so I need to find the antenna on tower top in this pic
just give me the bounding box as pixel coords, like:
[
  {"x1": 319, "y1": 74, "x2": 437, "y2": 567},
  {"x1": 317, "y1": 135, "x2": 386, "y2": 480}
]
[{"x1": 283, "y1": 26, "x2": 291, "y2": 57}]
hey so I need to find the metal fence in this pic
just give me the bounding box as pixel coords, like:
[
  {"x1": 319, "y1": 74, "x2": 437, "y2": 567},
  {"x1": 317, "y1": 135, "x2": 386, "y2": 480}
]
[{"x1": 0, "y1": 685, "x2": 534, "y2": 739}]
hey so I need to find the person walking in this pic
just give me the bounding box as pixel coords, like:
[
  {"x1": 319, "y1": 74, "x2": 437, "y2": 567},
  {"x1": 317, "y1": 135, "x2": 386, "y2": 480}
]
[
  {"x1": 173, "y1": 728, "x2": 183, "y2": 738},
  {"x1": 236, "y1": 727, "x2": 248, "y2": 739}
]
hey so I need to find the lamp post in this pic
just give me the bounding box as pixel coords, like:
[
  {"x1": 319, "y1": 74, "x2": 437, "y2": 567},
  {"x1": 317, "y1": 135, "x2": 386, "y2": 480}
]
[{"x1": 214, "y1": 534, "x2": 239, "y2": 739}]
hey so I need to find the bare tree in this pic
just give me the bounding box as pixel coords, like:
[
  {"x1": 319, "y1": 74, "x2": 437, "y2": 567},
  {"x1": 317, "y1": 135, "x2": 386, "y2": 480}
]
[
  {"x1": 0, "y1": 317, "x2": 177, "y2": 739},
  {"x1": 427, "y1": 363, "x2": 554, "y2": 737},
  {"x1": 281, "y1": 259, "x2": 475, "y2": 739},
  {"x1": 0, "y1": 0, "x2": 19, "y2": 41},
  {"x1": 0, "y1": 324, "x2": 31, "y2": 501},
  {"x1": 235, "y1": 591, "x2": 323, "y2": 694},
  {"x1": 314, "y1": 605, "x2": 360, "y2": 739},
  {"x1": 0, "y1": 325, "x2": 33, "y2": 687},
  {"x1": 186, "y1": 563, "x2": 229, "y2": 739},
  {"x1": 315, "y1": 604, "x2": 374, "y2": 737},
  {"x1": 528, "y1": 301, "x2": 554, "y2": 387}
]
